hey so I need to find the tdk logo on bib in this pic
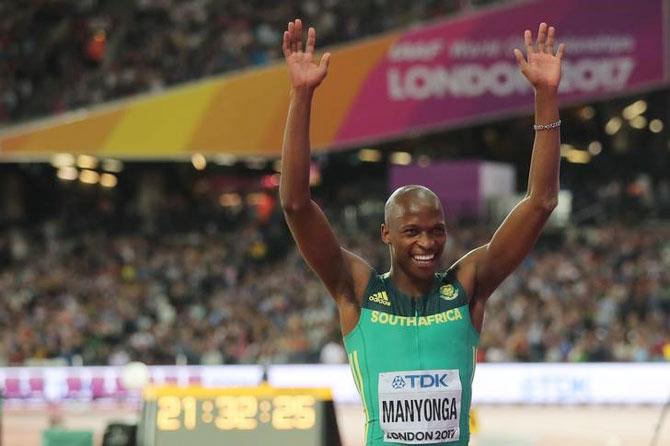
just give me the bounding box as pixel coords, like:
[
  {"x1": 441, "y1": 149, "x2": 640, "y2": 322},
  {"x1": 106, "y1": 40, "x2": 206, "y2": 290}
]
[
  {"x1": 393, "y1": 373, "x2": 449, "y2": 389},
  {"x1": 381, "y1": 369, "x2": 460, "y2": 394}
]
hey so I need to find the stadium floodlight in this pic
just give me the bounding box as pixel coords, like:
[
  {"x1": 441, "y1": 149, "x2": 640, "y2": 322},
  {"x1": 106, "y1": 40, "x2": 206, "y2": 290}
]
[
  {"x1": 561, "y1": 144, "x2": 591, "y2": 163},
  {"x1": 390, "y1": 151, "x2": 412, "y2": 165},
  {"x1": 76, "y1": 154, "x2": 98, "y2": 169},
  {"x1": 100, "y1": 173, "x2": 118, "y2": 188},
  {"x1": 565, "y1": 149, "x2": 591, "y2": 164},
  {"x1": 79, "y1": 169, "x2": 100, "y2": 184},
  {"x1": 587, "y1": 141, "x2": 602, "y2": 155},
  {"x1": 560, "y1": 143, "x2": 575, "y2": 156},
  {"x1": 358, "y1": 148, "x2": 382, "y2": 162},
  {"x1": 605, "y1": 117, "x2": 623, "y2": 135},
  {"x1": 630, "y1": 116, "x2": 648, "y2": 130},
  {"x1": 56, "y1": 166, "x2": 78, "y2": 181},
  {"x1": 191, "y1": 153, "x2": 207, "y2": 170},
  {"x1": 102, "y1": 158, "x2": 124, "y2": 173},
  {"x1": 214, "y1": 154, "x2": 237, "y2": 166},
  {"x1": 578, "y1": 106, "x2": 596, "y2": 121},
  {"x1": 622, "y1": 99, "x2": 647, "y2": 120},
  {"x1": 649, "y1": 119, "x2": 664, "y2": 133},
  {"x1": 51, "y1": 153, "x2": 75, "y2": 168}
]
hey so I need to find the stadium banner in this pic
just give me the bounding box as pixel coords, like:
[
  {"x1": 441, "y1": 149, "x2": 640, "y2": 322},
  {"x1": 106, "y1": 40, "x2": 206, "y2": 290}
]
[
  {"x1": 1, "y1": 363, "x2": 669, "y2": 406},
  {"x1": 0, "y1": 0, "x2": 667, "y2": 158}
]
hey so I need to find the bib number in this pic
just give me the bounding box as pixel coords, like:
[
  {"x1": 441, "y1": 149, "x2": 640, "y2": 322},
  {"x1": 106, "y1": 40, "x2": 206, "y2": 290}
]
[{"x1": 378, "y1": 369, "x2": 462, "y2": 444}]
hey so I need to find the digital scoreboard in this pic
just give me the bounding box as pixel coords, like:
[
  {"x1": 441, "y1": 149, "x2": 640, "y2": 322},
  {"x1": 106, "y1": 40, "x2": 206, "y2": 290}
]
[{"x1": 137, "y1": 384, "x2": 341, "y2": 446}]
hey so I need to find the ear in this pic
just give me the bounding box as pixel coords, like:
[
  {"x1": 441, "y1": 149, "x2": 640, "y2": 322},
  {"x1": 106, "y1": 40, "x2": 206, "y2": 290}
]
[{"x1": 381, "y1": 223, "x2": 390, "y2": 245}]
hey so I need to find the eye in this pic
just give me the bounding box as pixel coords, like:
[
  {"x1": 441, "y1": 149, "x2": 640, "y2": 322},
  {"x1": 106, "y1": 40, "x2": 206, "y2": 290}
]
[
  {"x1": 432, "y1": 227, "x2": 446, "y2": 236},
  {"x1": 403, "y1": 228, "x2": 418, "y2": 236}
]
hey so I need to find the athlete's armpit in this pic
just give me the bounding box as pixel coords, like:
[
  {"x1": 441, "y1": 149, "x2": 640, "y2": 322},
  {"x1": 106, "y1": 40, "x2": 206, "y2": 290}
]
[{"x1": 450, "y1": 247, "x2": 484, "y2": 303}]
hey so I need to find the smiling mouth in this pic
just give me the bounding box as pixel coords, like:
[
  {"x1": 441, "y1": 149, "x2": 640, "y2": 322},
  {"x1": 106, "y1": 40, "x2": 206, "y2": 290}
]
[{"x1": 411, "y1": 254, "x2": 436, "y2": 267}]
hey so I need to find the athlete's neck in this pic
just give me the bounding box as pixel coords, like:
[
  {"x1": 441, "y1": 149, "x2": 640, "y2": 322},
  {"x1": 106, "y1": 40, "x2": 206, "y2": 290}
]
[{"x1": 388, "y1": 267, "x2": 435, "y2": 298}]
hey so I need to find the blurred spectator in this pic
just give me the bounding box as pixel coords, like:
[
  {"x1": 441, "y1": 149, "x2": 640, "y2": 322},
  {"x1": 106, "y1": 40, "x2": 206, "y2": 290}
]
[
  {"x1": 0, "y1": 0, "x2": 667, "y2": 367},
  {"x1": 0, "y1": 173, "x2": 668, "y2": 366}
]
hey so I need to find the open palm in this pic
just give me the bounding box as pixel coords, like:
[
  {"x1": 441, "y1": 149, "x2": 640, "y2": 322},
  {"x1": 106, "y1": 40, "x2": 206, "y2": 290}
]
[
  {"x1": 514, "y1": 23, "x2": 565, "y2": 91},
  {"x1": 283, "y1": 19, "x2": 330, "y2": 90}
]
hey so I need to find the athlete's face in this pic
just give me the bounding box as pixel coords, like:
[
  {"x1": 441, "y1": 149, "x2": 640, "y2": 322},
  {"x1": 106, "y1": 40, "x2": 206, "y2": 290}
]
[{"x1": 382, "y1": 198, "x2": 447, "y2": 282}]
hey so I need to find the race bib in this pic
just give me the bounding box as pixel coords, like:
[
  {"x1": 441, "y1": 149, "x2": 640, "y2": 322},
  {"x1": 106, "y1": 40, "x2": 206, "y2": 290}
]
[{"x1": 378, "y1": 369, "x2": 462, "y2": 444}]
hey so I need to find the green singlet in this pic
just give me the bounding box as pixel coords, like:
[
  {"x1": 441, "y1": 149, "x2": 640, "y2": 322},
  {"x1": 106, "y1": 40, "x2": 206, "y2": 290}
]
[{"x1": 344, "y1": 269, "x2": 479, "y2": 445}]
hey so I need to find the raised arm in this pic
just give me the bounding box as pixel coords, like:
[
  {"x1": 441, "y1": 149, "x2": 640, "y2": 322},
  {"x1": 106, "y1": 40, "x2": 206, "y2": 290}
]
[
  {"x1": 457, "y1": 23, "x2": 565, "y2": 306},
  {"x1": 279, "y1": 19, "x2": 371, "y2": 312}
]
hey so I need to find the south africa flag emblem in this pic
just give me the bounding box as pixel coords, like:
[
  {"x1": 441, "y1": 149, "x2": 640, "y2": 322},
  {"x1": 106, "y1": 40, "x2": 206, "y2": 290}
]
[{"x1": 439, "y1": 284, "x2": 458, "y2": 301}]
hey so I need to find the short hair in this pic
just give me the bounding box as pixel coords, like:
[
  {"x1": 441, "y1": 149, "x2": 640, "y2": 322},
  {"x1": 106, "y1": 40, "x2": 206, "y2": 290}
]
[{"x1": 384, "y1": 185, "x2": 443, "y2": 225}]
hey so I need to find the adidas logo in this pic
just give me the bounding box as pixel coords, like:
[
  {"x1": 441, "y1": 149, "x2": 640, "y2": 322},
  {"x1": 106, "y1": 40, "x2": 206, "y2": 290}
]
[{"x1": 368, "y1": 291, "x2": 391, "y2": 306}]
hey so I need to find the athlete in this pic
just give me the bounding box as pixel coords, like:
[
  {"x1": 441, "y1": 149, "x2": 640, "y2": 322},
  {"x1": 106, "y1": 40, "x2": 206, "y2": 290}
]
[{"x1": 280, "y1": 19, "x2": 564, "y2": 445}]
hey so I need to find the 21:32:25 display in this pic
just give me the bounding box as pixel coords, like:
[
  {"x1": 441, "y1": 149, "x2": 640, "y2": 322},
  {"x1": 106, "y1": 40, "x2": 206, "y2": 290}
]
[{"x1": 156, "y1": 395, "x2": 316, "y2": 431}]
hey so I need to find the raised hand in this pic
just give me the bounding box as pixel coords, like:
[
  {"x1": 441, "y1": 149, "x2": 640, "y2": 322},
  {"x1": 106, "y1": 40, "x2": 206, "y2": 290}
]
[
  {"x1": 283, "y1": 19, "x2": 331, "y2": 91},
  {"x1": 514, "y1": 23, "x2": 565, "y2": 92}
]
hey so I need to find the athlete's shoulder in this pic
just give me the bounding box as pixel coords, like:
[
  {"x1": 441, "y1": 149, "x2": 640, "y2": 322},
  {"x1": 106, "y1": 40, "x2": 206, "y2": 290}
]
[
  {"x1": 361, "y1": 270, "x2": 393, "y2": 310},
  {"x1": 436, "y1": 267, "x2": 469, "y2": 305},
  {"x1": 445, "y1": 246, "x2": 485, "y2": 301},
  {"x1": 340, "y1": 248, "x2": 375, "y2": 304}
]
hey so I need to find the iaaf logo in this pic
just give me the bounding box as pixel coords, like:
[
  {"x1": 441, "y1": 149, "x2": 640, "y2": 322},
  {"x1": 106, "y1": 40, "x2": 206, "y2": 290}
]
[{"x1": 391, "y1": 373, "x2": 449, "y2": 389}]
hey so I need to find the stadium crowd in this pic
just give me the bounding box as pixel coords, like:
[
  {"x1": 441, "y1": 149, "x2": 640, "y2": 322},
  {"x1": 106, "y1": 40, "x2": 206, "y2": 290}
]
[
  {"x1": 0, "y1": 0, "x2": 667, "y2": 368},
  {"x1": 0, "y1": 0, "x2": 500, "y2": 124},
  {"x1": 0, "y1": 180, "x2": 668, "y2": 366}
]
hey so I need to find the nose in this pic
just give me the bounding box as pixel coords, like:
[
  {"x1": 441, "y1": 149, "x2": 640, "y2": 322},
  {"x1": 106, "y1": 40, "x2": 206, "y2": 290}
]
[{"x1": 417, "y1": 232, "x2": 435, "y2": 249}]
